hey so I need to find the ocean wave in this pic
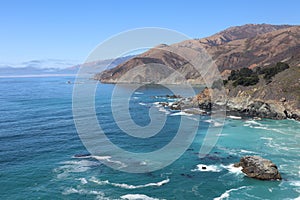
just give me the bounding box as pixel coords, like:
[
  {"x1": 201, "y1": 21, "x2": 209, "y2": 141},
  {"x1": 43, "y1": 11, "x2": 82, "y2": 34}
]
[
  {"x1": 134, "y1": 92, "x2": 143, "y2": 95},
  {"x1": 227, "y1": 116, "x2": 242, "y2": 120},
  {"x1": 244, "y1": 120, "x2": 263, "y2": 127},
  {"x1": 73, "y1": 155, "x2": 127, "y2": 168},
  {"x1": 260, "y1": 137, "x2": 273, "y2": 141},
  {"x1": 221, "y1": 164, "x2": 243, "y2": 175},
  {"x1": 203, "y1": 119, "x2": 224, "y2": 127},
  {"x1": 260, "y1": 137, "x2": 291, "y2": 151},
  {"x1": 62, "y1": 187, "x2": 104, "y2": 196},
  {"x1": 77, "y1": 178, "x2": 88, "y2": 185},
  {"x1": 90, "y1": 177, "x2": 170, "y2": 189},
  {"x1": 204, "y1": 119, "x2": 213, "y2": 123},
  {"x1": 139, "y1": 161, "x2": 147, "y2": 166},
  {"x1": 240, "y1": 149, "x2": 256, "y2": 154},
  {"x1": 186, "y1": 116, "x2": 200, "y2": 122},
  {"x1": 248, "y1": 123, "x2": 286, "y2": 135},
  {"x1": 295, "y1": 196, "x2": 300, "y2": 200},
  {"x1": 54, "y1": 160, "x2": 99, "y2": 179},
  {"x1": 138, "y1": 102, "x2": 147, "y2": 106},
  {"x1": 290, "y1": 181, "x2": 300, "y2": 187},
  {"x1": 191, "y1": 163, "x2": 243, "y2": 175},
  {"x1": 217, "y1": 146, "x2": 239, "y2": 156},
  {"x1": 54, "y1": 158, "x2": 108, "y2": 179},
  {"x1": 153, "y1": 102, "x2": 160, "y2": 106},
  {"x1": 121, "y1": 194, "x2": 162, "y2": 200},
  {"x1": 191, "y1": 164, "x2": 222, "y2": 172},
  {"x1": 158, "y1": 107, "x2": 170, "y2": 115},
  {"x1": 170, "y1": 111, "x2": 193, "y2": 116},
  {"x1": 213, "y1": 186, "x2": 248, "y2": 200}
]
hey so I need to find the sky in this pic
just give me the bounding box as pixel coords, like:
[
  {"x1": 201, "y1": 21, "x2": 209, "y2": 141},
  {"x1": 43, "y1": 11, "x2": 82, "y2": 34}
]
[{"x1": 0, "y1": 0, "x2": 299, "y2": 66}]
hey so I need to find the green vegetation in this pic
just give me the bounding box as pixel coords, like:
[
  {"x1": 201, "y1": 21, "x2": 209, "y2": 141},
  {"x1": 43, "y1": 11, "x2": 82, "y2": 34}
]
[
  {"x1": 227, "y1": 62, "x2": 290, "y2": 87},
  {"x1": 228, "y1": 68, "x2": 259, "y2": 87},
  {"x1": 257, "y1": 62, "x2": 289, "y2": 82}
]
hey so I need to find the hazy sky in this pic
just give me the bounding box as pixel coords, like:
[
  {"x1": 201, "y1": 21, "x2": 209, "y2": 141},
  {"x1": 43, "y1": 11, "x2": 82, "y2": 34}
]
[{"x1": 0, "y1": 0, "x2": 299, "y2": 63}]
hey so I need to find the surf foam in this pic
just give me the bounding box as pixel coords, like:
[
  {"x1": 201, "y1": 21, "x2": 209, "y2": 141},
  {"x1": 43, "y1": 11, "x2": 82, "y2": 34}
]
[
  {"x1": 191, "y1": 164, "x2": 222, "y2": 172},
  {"x1": 213, "y1": 186, "x2": 247, "y2": 200},
  {"x1": 90, "y1": 177, "x2": 170, "y2": 189},
  {"x1": 121, "y1": 194, "x2": 162, "y2": 200}
]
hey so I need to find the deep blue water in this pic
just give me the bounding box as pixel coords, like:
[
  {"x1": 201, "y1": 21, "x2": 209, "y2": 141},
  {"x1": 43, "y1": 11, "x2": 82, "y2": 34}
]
[{"x1": 0, "y1": 76, "x2": 299, "y2": 200}]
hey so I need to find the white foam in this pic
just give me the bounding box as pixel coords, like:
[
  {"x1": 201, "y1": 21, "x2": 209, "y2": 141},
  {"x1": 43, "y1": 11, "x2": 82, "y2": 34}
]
[
  {"x1": 268, "y1": 188, "x2": 273, "y2": 192},
  {"x1": 213, "y1": 186, "x2": 247, "y2": 200},
  {"x1": 62, "y1": 188, "x2": 104, "y2": 196},
  {"x1": 260, "y1": 138, "x2": 291, "y2": 151},
  {"x1": 204, "y1": 119, "x2": 224, "y2": 127},
  {"x1": 55, "y1": 160, "x2": 99, "y2": 175},
  {"x1": 121, "y1": 194, "x2": 161, "y2": 200},
  {"x1": 140, "y1": 161, "x2": 147, "y2": 166},
  {"x1": 77, "y1": 178, "x2": 88, "y2": 185},
  {"x1": 260, "y1": 137, "x2": 273, "y2": 141},
  {"x1": 134, "y1": 92, "x2": 143, "y2": 95},
  {"x1": 221, "y1": 164, "x2": 243, "y2": 175},
  {"x1": 74, "y1": 155, "x2": 127, "y2": 168},
  {"x1": 290, "y1": 181, "x2": 300, "y2": 187},
  {"x1": 186, "y1": 116, "x2": 200, "y2": 122},
  {"x1": 212, "y1": 121, "x2": 223, "y2": 127},
  {"x1": 227, "y1": 116, "x2": 242, "y2": 120},
  {"x1": 191, "y1": 164, "x2": 222, "y2": 172},
  {"x1": 90, "y1": 177, "x2": 169, "y2": 189},
  {"x1": 158, "y1": 107, "x2": 170, "y2": 115},
  {"x1": 244, "y1": 120, "x2": 263, "y2": 127},
  {"x1": 250, "y1": 125, "x2": 286, "y2": 134},
  {"x1": 61, "y1": 160, "x2": 99, "y2": 166},
  {"x1": 170, "y1": 111, "x2": 193, "y2": 116},
  {"x1": 139, "y1": 102, "x2": 147, "y2": 106},
  {"x1": 240, "y1": 149, "x2": 256, "y2": 154}
]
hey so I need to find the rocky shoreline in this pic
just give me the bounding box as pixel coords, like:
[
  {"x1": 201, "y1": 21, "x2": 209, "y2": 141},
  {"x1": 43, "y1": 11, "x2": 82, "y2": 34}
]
[{"x1": 164, "y1": 88, "x2": 300, "y2": 121}]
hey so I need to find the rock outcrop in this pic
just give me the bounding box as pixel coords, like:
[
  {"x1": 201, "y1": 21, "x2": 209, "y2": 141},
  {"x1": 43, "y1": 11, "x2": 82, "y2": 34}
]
[
  {"x1": 167, "y1": 61, "x2": 300, "y2": 121},
  {"x1": 234, "y1": 156, "x2": 282, "y2": 180},
  {"x1": 167, "y1": 84, "x2": 300, "y2": 120}
]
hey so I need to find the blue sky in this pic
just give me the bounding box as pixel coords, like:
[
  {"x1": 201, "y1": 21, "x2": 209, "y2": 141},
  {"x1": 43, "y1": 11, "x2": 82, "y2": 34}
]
[{"x1": 0, "y1": 0, "x2": 299, "y2": 64}]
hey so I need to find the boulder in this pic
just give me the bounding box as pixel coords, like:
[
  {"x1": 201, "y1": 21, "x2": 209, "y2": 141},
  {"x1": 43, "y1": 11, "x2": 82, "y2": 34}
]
[{"x1": 234, "y1": 156, "x2": 281, "y2": 180}]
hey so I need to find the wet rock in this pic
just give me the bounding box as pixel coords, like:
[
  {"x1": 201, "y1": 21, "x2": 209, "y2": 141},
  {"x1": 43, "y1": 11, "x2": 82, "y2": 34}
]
[{"x1": 234, "y1": 156, "x2": 281, "y2": 180}]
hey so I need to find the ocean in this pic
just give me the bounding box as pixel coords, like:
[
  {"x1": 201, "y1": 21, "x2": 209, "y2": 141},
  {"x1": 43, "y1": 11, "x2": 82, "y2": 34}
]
[{"x1": 0, "y1": 76, "x2": 299, "y2": 200}]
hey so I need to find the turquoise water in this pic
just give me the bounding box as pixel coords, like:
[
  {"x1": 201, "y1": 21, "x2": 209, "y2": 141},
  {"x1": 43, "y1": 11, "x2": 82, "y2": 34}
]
[{"x1": 0, "y1": 76, "x2": 299, "y2": 200}]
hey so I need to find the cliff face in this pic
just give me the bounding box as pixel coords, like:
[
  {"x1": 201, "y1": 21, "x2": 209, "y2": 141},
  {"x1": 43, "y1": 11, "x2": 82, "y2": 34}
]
[
  {"x1": 95, "y1": 24, "x2": 300, "y2": 84},
  {"x1": 192, "y1": 64, "x2": 300, "y2": 120}
]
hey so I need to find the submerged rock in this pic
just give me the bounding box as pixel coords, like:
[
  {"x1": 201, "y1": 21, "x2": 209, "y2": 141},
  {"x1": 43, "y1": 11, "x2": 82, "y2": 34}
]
[{"x1": 234, "y1": 156, "x2": 282, "y2": 180}]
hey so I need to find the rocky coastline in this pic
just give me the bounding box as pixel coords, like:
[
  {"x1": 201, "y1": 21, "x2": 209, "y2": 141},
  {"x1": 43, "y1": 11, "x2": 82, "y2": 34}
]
[{"x1": 164, "y1": 88, "x2": 300, "y2": 121}]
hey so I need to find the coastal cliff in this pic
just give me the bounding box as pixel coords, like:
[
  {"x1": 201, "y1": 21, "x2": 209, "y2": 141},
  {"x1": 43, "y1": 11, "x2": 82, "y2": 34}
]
[{"x1": 170, "y1": 62, "x2": 300, "y2": 120}]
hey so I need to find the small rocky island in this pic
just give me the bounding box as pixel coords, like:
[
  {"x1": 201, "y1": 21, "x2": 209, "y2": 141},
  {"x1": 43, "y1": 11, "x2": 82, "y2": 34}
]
[{"x1": 234, "y1": 156, "x2": 282, "y2": 180}]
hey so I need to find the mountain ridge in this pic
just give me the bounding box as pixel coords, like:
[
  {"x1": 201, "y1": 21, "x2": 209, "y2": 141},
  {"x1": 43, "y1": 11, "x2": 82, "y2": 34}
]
[{"x1": 96, "y1": 24, "x2": 299, "y2": 84}]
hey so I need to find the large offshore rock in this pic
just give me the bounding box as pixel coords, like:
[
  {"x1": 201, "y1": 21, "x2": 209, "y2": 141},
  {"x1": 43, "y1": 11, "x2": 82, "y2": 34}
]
[{"x1": 234, "y1": 156, "x2": 282, "y2": 180}]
